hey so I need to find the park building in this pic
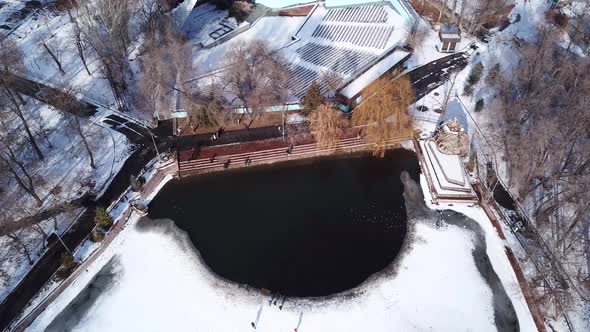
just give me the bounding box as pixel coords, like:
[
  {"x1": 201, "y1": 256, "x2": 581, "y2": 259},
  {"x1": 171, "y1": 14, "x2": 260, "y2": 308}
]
[
  {"x1": 168, "y1": 0, "x2": 418, "y2": 124},
  {"x1": 277, "y1": 0, "x2": 418, "y2": 111}
]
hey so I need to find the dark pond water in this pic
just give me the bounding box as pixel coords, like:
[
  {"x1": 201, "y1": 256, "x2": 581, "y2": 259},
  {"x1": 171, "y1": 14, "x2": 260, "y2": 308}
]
[{"x1": 148, "y1": 149, "x2": 420, "y2": 297}]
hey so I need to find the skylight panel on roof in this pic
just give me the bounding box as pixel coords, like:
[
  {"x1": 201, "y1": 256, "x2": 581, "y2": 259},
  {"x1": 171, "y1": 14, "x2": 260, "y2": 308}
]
[
  {"x1": 322, "y1": 5, "x2": 388, "y2": 23},
  {"x1": 310, "y1": 23, "x2": 393, "y2": 49},
  {"x1": 295, "y1": 43, "x2": 378, "y2": 75}
]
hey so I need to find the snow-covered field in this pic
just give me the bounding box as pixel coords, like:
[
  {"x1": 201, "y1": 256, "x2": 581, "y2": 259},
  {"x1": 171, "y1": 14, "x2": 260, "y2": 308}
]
[{"x1": 25, "y1": 166, "x2": 537, "y2": 332}]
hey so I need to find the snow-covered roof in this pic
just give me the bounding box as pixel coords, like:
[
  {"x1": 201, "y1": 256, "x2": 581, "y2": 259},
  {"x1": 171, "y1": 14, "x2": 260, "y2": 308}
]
[
  {"x1": 279, "y1": 1, "x2": 416, "y2": 101},
  {"x1": 340, "y1": 47, "x2": 410, "y2": 99},
  {"x1": 440, "y1": 33, "x2": 461, "y2": 40},
  {"x1": 439, "y1": 24, "x2": 461, "y2": 41}
]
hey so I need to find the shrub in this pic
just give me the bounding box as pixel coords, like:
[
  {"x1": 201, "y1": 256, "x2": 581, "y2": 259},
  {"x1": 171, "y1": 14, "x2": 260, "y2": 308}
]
[
  {"x1": 486, "y1": 63, "x2": 501, "y2": 85},
  {"x1": 301, "y1": 81, "x2": 325, "y2": 115},
  {"x1": 463, "y1": 63, "x2": 484, "y2": 96},
  {"x1": 551, "y1": 12, "x2": 569, "y2": 28},
  {"x1": 130, "y1": 175, "x2": 142, "y2": 192},
  {"x1": 91, "y1": 229, "x2": 105, "y2": 242},
  {"x1": 228, "y1": 1, "x2": 252, "y2": 23},
  {"x1": 467, "y1": 63, "x2": 484, "y2": 85},
  {"x1": 57, "y1": 252, "x2": 78, "y2": 279},
  {"x1": 464, "y1": 86, "x2": 474, "y2": 96},
  {"x1": 475, "y1": 99, "x2": 485, "y2": 112},
  {"x1": 94, "y1": 207, "x2": 113, "y2": 229}
]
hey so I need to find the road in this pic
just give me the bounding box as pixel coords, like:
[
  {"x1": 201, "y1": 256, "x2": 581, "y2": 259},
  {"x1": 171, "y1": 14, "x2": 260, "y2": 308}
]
[
  {"x1": 405, "y1": 51, "x2": 471, "y2": 100},
  {"x1": 1, "y1": 73, "x2": 98, "y2": 117}
]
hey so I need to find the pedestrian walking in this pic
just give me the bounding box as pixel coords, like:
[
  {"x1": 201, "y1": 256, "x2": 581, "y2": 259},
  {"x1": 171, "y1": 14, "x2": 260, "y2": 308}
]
[
  {"x1": 279, "y1": 296, "x2": 286, "y2": 310},
  {"x1": 189, "y1": 147, "x2": 196, "y2": 161},
  {"x1": 210, "y1": 154, "x2": 217, "y2": 163},
  {"x1": 224, "y1": 159, "x2": 231, "y2": 169}
]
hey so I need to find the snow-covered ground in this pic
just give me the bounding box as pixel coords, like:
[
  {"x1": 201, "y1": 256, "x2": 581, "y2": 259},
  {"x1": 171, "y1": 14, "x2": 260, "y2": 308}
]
[
  {"x1": 25, "y1": 160, "x2": 537, "y2": 332},
  {"x1": 6, "y1": 159, "x2": 175, "y2": 329},
  {"x1": 0, "y1": 95, "x2": 132, "y2": 302},
  {"x1": 191, "y1": 15, "x2": 306, "y2": 76},
  {"x1": 11, "y1": 9, "x2": 117, "y2": 108},
  {"x1": 0, "y1": 0, "x2": 149, "y2": 304},
  {"x1": 411, "y1": 1, "x2": 590, "y2": 330}
]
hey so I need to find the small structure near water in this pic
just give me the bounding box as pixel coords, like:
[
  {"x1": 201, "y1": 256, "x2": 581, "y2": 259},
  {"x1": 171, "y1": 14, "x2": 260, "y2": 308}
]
[
  {"x1": 418, "y1": 117, "x2": 476, "y2": 202},
  {"x1": 437, "y1": 24, "x2": 461, "y2": 53}
]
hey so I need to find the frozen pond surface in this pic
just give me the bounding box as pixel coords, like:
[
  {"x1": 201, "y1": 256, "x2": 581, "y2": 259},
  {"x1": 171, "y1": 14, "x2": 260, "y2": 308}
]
[
  {"x1": 148, "y1": 150, "x2": 419, "y2": 297},
  {"x1": 31, "y1": 151, "x2": 535, "y2": 332}
]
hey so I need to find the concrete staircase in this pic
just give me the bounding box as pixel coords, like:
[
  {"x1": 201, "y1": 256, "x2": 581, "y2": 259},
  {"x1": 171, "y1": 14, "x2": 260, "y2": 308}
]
[{"x1": 179, "y1": 137, "x2": 408, "y2": 176}]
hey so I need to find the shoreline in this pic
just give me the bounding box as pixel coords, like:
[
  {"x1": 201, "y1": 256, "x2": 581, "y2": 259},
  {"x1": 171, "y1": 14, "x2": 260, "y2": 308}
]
[{"x1": 11, "y1": 140, "x2": 536, "y2": 332}]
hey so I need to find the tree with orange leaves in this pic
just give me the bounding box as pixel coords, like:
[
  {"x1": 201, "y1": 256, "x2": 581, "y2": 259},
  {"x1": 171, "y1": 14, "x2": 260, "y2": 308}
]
[
  {"x1": 352, "y1": 76, "x2": 414, "y2": 157},
  {"x1": 309, "y1": 104, "x2": 345, "y2": 152}
]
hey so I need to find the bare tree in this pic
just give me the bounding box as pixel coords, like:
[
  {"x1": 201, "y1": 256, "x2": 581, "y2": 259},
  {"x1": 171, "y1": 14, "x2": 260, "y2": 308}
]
[
  {"x1": 220, "y1": 40, "x2": 289, "y2": 128},
  {"x1": 404, "y1": 20, "x2": 430, "y2": 51},
  {"x1": 309, "y1": 104, "x2": 345, "y2": 151},
  {"x1": 566, "y1": 0, "x2": 590, "y2": 52},
  {"x1": 32, "y1": 110, "x2": 55, "y2": 149},
  {"x1": 318, "y1": 70, "x2": 344, "y2": 101},
  {"x1": 42, "y1": 42, "x2": 65, "y2": 76},
  {"x1": 0, "y1": 34, "x2": 44, "y2": 160},
  {"x1": 461, "y1": 0, "x2": 513, "y2": 33},
  {"x1": 63, "y1": 0, "x2": 92, "y2": 76},
  {"x1": 492, "y1": 22, "x2": 590, "y2": 314},
  {"x1": 0, "y1": 33, "x2": 25, "y2": 75},
  {"x1": 47, "y1": 85, "x2": 97, "y2": 169},
  {"x1": 0, "y1": 137, "x2": 43, "y2": 206},
  {"x1": 7, "y1": 232, "x2": 33, "y2": 265},
  {"x1": 0, "y1": 88, "x2": 44, "y2": 160},
  {"x1": 352, "y1": 76, "x2": 414, "y2": 157},
  {"x1": 137, "y1": 15, "x2": 194, "y2": 120},
  {"x1": 77, "y1": 0, "x2": 131, "y2": 111}
]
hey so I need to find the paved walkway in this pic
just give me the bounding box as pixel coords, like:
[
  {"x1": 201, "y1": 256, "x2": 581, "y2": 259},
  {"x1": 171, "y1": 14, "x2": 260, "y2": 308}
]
[
  {"x1": 405, "y1": 52, "x2": 470, "y2": 100},
  {"x1": 1, "y1": 73, "x2": 98, "y2": 117}
]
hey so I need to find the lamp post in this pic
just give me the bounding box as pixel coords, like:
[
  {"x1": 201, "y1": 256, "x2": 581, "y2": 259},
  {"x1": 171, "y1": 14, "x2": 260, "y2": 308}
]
[
  {"x1": 150, "y1": 130, "x2": 161, "y2": 161},
  {"x1": 53, "y1": 232, "x2": 72, "y2": 256}
]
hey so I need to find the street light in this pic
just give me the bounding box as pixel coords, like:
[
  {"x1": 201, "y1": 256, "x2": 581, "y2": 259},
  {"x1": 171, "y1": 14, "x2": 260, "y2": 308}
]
[
  {"x1": 149, "y1": 130, "x2": 161, "y2": 161},
  {"x1": 51, "y1": 231, "x2": 72, "y2": 256}
]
